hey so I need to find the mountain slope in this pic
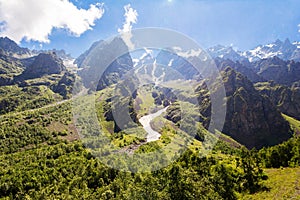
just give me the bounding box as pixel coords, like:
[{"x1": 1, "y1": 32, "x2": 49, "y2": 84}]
[
  {"x1": 0, "y1": 37, "x2": 31, "y2": 57},
  {"x1": 215, "y1": 58, "x2": 265, "y2": 83},
  {"x1": 251, "y1": 57, "x2": 300, "y2": 86},
  {"x1": 77, "y1": 37, "x2": 133, "y2": 90},
  {"x1": 196, "y1": 67, "x2": 291, "y2": 149},
  {"x1": 74, "y1": 40, "x2": 103, "y2": 68},
  {"x1": 18, "y1": 52, "x2": 66, "y2": 80},
  {"x1": 0, "y1": 50, "x2": 24, "y2": 86},
  {"x1": 212, "y1": 56, "x2": 300, "y2": 87},
  {"x1": 255, "y1": 82, "x2": 300, "y2": 120},
  {"x1": 0, "y1": 38, "x2": 80, "y2": 112}
]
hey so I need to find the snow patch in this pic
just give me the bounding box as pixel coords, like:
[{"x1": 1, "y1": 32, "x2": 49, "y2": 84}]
[{"x1": 168, "y1": 59, "x2": 174, "y2": 67}]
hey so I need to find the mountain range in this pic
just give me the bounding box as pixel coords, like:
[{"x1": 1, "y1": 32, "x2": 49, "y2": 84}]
[
  {"x1": 74, "y1": 37, "x2": 300, "y2": 149},
  {"x1": 0, "y1": 37, "x2": 80, "y2": 114},
  {"x1": 1, "y1": 36, "x2": 300, "y2": 149},
  {"x1": 1, "y1": 34, "x2": 300, "y2": 199},
  {"x1": 208, "y1": 38, "x2": 300, "y2": 62}
]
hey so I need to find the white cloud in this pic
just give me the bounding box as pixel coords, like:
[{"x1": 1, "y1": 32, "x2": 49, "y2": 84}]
[
  {"x1": 0, "y1": 0, "x2": 104, "y2": 43},
  {"x1": 118, "y1": 4, "x2": 138, "y2": 50},
  {"x1": 118, "y1": 4, "x2": 138, "y2": 33}
]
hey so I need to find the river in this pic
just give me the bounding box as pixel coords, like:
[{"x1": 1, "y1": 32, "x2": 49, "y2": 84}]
[{"x1": 139, "y1": 106, "x2": 169, "y2": 142}]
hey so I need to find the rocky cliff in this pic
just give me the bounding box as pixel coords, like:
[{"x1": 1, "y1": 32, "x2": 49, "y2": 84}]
[
  {"x1": 20, "y1": 52, "x2": 66, "y2": 79},
  {"x1": 255, "y1": 82, "x2": 300, "y2": 120},
  {"x1": 77, "y1": 37, "x2": 133, "y2": 90},
  {"x1": 196, "y1": 67, "x2": 291, "y2": 149}
]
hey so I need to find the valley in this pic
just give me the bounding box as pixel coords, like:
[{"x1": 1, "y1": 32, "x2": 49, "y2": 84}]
[{"x1": 0, "y1": 35, "x2": 299, "y2": 200}]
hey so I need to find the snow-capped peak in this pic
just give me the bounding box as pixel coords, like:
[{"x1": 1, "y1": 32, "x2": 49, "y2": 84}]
[
  {"x1": 293, "y1": 41, "x2": 300, "y2": 49},
  {"x1": 207, "y1": 45, "x2": 244, "y2": 61},
  {"x1": 207, "y1": 39, "x2": 300, "y2": 62},
  {"x1": 243, "y1": 45, "x2": 283, "y2": 62}
]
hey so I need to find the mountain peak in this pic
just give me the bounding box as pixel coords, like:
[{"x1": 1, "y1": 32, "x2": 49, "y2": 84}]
[
  {"x1": 0, "y1": 37, "x2": 30, "y2": 56},
  {"x1": 275, "y1": 39, "x2": 283, "y2": 45},
  {"x1": 207, "y1": 45, "x2": 244, "y2": 61},
  {"x1": 20, "y1": 52, "x2": 66, "y2": 79},
  {"x1": 284, "y1": 38, "x2": 291, "y2": 44},
  {"x1": 208, "y1": 38, "x2": 300, "y2": 62}
]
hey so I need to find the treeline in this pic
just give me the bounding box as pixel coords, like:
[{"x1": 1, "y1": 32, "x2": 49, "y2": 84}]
[{"x1": 258, "y1": 136, "x2": 300, "y2": 168}]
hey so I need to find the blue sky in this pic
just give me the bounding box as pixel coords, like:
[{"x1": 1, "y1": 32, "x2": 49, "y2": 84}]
[{"x1": 1, "y1": 0, "x2": 300, "y2": 57}]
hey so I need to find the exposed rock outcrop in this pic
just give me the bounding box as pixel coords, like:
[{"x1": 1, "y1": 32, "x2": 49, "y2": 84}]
[
  {"x1": 196, "y1": 67, "x2": 291, "y2": 149},
  {"x1": 255, "y1": 82, "x2": 300, "y2": 120},
  {"x1": 20, "y1": 52, "x2": 66, "y2": 79}
]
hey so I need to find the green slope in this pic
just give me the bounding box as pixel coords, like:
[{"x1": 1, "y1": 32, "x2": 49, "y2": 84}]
[
  {"x1": 282, "y1": 113, "x2": 300, "y2": 135},
  {"x1": 241, "y1": 167, "x2": 300, "y2": 200},
  {"x1": 0, "y1": 81, "x2": 299, "y2": 199}
]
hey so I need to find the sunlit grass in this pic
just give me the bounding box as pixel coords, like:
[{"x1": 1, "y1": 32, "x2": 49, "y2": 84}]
[
  {"x1": 282, "y1": 113, "x2": 300, "y2": 134},
  {"x1": 135, "y1": 85, "x2": 155, "y2": 117},
  {"x1": 241, "y1": 167, "x2": 300, "y2": 200}
]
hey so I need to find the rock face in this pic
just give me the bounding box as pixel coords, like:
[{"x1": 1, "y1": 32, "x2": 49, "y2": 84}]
[
  {"x1": 102, "y1": 95, "x2": 139, "y2": 133},
  {"x1": 0, "y1": 50, "x2": 23, "y2": 74},
  {"x1": 33, "y1": 49, "x2": 73, "y2": 61},
  {"x1": 255, "y1": 82, "x2": 300, "y2": 120},
  {"x1": 96, "y1": 53, "x2": 133, "y2": 91},
  {"x1": 156, "y1": 49, "x2": 200, "y2": 80},
  {"x1": 197, "y1": 67, "x2": 291, "y2": 149},
  {"x1": 166, "y1": 102, "x2": 182, "y2": 124},
  {"x1": 251, "y1": 57, "x2": 300, "y2": 86},
  {"x1": 51, "y1": 72, "x2": 77, "y2": 99},
  {"x1": 0, "y1": 50, "x2": 24, "y2": 86},
  {"x1": 74, "y1": 40, "x2": 103, "y2": 68},
  {"x1": 215, "y1": 58, "x2": 265, "y2": 83},
  {"x1": 77, "y1": 37, "x2": 133, "y2": 90},
  {"x1": 20, "y1": 52, "x2": 66, "y2": 79},
  {"x1": 0, "y1": 37, "x2": 31, "y2": 56},
  {"x1": 214, "y1": 57, "x2": 300, "y2": 87}
]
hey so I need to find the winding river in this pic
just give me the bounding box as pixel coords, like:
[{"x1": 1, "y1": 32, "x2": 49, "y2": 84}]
[{"x1": 139, "y1": 107, "x2": 169, "y2": 142}]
